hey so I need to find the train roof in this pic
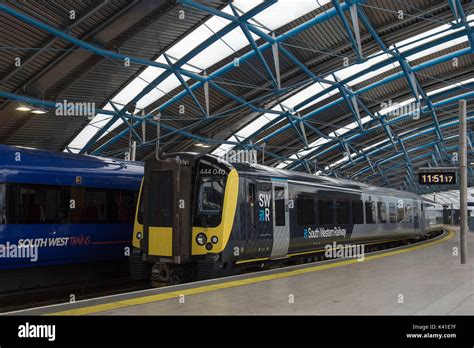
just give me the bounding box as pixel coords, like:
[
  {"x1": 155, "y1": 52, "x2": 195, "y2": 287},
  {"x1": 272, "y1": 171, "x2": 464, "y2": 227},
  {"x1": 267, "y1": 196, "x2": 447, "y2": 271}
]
[{"x1": 0, "y1": 144, "x2": 143, "y2": 189}]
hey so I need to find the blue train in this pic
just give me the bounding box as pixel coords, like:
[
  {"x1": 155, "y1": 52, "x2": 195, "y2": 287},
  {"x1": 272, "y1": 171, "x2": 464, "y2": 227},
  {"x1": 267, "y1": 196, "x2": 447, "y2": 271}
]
[{"x1": 0, "y1": 144, "x2": 143, "y2": 290}]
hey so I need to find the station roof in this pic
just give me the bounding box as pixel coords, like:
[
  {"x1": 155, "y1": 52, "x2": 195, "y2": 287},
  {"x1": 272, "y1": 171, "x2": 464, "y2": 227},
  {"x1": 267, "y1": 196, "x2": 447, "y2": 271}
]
[{"x1": 0, "y1": 0, "x2": 473, "y2": 193}]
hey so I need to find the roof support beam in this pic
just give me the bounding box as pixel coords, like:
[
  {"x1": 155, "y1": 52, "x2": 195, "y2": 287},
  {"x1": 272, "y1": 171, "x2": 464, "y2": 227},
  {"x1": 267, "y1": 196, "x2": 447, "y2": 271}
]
[
  {"x1": 291, "y1": 90, "x2": 474, "y2": 172},
  {"x1": 163, "y1": 53, "x2": 207, "y2": 118},
  {"x1": 332, "y1": 0, "x2": 363, "y2": 61},
  {"x1": 227, "y1": 2, "x2": 279, "y2": 89},
  {"x1": 162, "y1": 0, "x2": 365, "y2": 113}
]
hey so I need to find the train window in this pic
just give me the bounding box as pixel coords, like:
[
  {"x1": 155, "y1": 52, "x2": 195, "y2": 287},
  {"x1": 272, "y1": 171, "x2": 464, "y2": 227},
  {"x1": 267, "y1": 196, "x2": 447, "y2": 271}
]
[
  {"x1": 296, "y1": 195, "x2": 314, "y2": 225},
  {"x1": 7, "y1": 184, "x2": 19, "y2": 223},
  {"x1": 84, "y1": 189, "x2": 107, "y2": 223},
  {"x1": 352, "y1": 200, "x2": 364, "y2": 224},
  {"x1": 108, "y1": 190, "x2": 136, "y2": 223},
  {"x1": 365, "y1": 201, "x2": 376, "y2": 224},
  {"x1": 377, "y1": 202, "x2": 387, "y2": 223},
  {"x1": 18, "y1": 185, "x2": 60, "y2": 224},
  {"x1": 0, "y1": 184, "x2": 6, "y2": 224},
  {"x1": 405, "y1": 203, "x2": 412, "y2": 223},
  {"x1": 195, "y1": 176, "x2": 226, "y2": 227},
  {"x1": 248, "y1": 183, "x2": 256, "y2": 226},
  {"x1": 413, "y1": 201, "x2": 418, "y2": 220},
  {"x1": 62, "y1": 187, "x2": 86, "y2": 223},
  {"x1": 389, "y1": 203, "x2": 396, "y2": 223},
  {"x1": 274, "y1": 187, "x2": 285, "y2": 227},
  {"x1": 151, "y1": 170, "x2": 173, "y2": 227},
  {"x1": 335, "y1": 200, "x2": 350, "y2": 224},
  {"x1": 396, "y1": 200, "x2": 405, "y2": 223},
  {"x1": 318, "y1": 199, "x2": 334, "y2": 224}
]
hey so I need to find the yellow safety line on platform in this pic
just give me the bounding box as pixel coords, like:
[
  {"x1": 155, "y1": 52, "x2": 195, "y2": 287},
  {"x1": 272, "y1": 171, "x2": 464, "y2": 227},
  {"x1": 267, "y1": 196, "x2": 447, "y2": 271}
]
[{"x1": 48, "y1": 229, "x2": 455, "y2": 316}]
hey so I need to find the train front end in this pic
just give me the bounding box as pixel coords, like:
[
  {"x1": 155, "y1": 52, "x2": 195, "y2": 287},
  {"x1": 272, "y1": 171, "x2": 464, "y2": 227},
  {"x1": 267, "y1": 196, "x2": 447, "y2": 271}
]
[{"x1": 136, "y1": 153, "x2": 238, "y2": 283}]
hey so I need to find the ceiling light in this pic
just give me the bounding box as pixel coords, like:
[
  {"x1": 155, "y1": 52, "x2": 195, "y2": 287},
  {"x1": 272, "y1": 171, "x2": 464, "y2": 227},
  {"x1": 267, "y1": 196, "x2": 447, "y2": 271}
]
[
  {"x1": 31, "y1": 108, "x2": 48, "y2": 114},
  {"x1": 195, "y1": 143, "x2": 210, "y2": 148},
  {"x1": 15, "y1": 104, "x2": 32, "y2": 112}
]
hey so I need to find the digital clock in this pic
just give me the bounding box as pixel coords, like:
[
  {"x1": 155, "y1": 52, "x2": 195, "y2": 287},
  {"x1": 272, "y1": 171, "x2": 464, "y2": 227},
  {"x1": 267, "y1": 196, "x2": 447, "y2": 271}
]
[{"x1": 418, "y1": 171, "x2": 457, "y2": 185}]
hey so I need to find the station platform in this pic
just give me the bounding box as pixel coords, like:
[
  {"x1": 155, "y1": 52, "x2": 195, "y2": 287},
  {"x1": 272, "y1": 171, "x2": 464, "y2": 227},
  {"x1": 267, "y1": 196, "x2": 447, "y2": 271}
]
[{"x1": 7, "y1": 226, "x2": 474, "y2": 316}]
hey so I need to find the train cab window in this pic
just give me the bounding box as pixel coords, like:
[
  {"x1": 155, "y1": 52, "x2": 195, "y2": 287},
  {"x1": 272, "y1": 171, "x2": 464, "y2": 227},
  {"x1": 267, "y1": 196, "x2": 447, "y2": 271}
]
[
  {"x1": 389, "y1": 203, "x2": 396, "y2": 223},
  {"x1": 318, "y1": 199, "x2": 334, "y2": 224},
  {"x1": 18, "y1": 185, "x2": 60, "y2": 224},
  {"x1": 352, "y1": 200, "x2": 364, "y2": 224},
  {"x1": 248, "y1": 183, "x2": 256, "y2": 226},
  {"x1": 396, "y1": 200, "x2": 405, "y2": 223},
  {"x1": 335, "y1": 200, "x2": 350, "y2": 224},
  {"x1": 195, "y1": 176, "x2": 226, "y2": 227},
  {"x1": 274, "y1": 187, "x2": 286, "y2": 227},
  {"x1": 377, "y1": 202, "x2": 387, "y2": 223},
  {"x1": 0, "y1": 184, "x2": 6, "y2": 224},
  {"x1": 365, "y1": 201, "x2": 376, "y2": 224},
  {"x1": 296, "y1": 195, "x2": 315, "y2": 225}
]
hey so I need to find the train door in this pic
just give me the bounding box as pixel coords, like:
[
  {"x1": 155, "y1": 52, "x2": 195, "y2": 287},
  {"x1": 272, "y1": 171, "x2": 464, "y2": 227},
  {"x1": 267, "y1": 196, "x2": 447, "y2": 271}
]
[
  {"x1": 244, "y1": 180, "x2": 272, "y2": 258},
  {"x1": 142, "y1": 157, "x2": 192, "y2": 265},
  {"x1": 271, "y1": 180, "x2": 289, "y2": 258}
]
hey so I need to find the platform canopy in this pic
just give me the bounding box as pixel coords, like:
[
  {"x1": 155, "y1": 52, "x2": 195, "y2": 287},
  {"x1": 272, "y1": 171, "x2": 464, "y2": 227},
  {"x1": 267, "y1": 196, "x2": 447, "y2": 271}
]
[{"x1": 0, "y1": 0, "x2": 473, "y2": 192}]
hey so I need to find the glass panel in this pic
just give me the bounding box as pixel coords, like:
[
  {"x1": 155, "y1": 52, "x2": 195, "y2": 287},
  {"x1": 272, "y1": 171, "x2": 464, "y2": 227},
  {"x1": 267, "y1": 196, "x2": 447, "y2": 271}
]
[
  {"x1": 318, "y1": 199, "x2": 334, "y2": 224},
  {"x1": 397, "y1": 200, "x2": 405, "y2": 223},
  {"x1": 274, "y1": 187, "x2": 285, "y2": 227},
  {"x1": 365, "y1": 201, "x2": 376, "y2": 224},
  {"x1": 0, "y1": 184, "x2": 6, "y2": 224},
  {"x1": 405, "y1": 203, "x2": 412, "y2": 223},
  {"x1": 18, "y1": 185, "x2": 60, "y2": 224},
  {"x1": 377, "y1": 202, "x2": 387, "y2": 223},
  {"x1": 352, "y1": 200, "x2": 364, "y2": 224},
  {"x1": 108, "y1": 190, "x2": 136, "y2": 223},
  {"x1": 152, "y1": 170, "x2": 173, "y2": 227},
  {"x1": 389, "y1": 203, "x2": 396, "y2": 223},
  {"x1": 248, "y1": 183, "x2": 256, "y2": 226},
  {"x1": 84, "y1": 189, "x2": 107, "y2": 223},
  {"x1": 195, "y1": 176, "x2": 226, "y2": 227},
  {"x1": 297, "y1": 195, "x2": 314, "y2": 225},
  {"x1": 336, "y1": 200, "x2": 350, "y2": 224}
]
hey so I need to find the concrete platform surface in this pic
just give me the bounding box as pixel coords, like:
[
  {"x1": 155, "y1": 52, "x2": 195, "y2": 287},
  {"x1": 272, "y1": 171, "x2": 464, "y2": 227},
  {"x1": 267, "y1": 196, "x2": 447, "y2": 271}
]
[{"x1": 7, "y1": 226, "x2": 474, "y2": 316}]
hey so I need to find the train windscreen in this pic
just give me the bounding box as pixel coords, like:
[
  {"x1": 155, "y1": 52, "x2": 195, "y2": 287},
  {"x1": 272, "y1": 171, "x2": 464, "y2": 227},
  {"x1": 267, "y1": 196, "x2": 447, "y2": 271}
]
[{"x1": 194, "y1": 176, "x2": 226, "y2": 227}]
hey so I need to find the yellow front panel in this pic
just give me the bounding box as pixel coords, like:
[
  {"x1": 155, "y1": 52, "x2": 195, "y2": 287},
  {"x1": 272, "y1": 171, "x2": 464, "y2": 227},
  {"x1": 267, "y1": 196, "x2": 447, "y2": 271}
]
[
  {"x1": 148, "y1": 227, "x2": 173, "y2": 257},
  {"x1": 192, "y1": 169, "x2": 239, "y2": 255}
]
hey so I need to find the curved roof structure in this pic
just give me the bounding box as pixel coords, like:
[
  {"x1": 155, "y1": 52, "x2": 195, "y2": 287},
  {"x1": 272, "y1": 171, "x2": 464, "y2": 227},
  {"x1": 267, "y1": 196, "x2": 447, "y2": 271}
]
[{"x1": 0, "y1": 0, "x2": 473, "y2": 193}]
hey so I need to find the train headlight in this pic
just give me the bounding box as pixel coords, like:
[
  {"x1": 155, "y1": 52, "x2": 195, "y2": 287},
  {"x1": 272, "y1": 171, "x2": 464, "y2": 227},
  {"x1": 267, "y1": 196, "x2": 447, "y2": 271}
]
[
  {"x1": 211, "y1": 236, "x2": 218, "y2": 244},
  {"x1": 136, "y1": 232, "x2": 142, "y2": 240},
  {"x1": 196, "y1": 233, "x2": 207, "y2": 246},
  {"x1": 205, "y1": 243, "x2": 213, "y2": 251}
]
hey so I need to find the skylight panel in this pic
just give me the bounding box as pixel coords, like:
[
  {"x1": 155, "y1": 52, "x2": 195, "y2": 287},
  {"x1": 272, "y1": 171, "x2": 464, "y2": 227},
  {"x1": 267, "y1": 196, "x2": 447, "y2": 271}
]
[{"x1": 249, "y1": 0, "x2": 330, "y2": 31}]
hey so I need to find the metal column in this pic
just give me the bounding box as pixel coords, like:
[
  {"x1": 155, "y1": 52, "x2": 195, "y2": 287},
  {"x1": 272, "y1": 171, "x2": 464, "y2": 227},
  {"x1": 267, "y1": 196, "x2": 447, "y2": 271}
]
[{"x1": 459, "y1": 99, "x2": 468, "y2": 264}]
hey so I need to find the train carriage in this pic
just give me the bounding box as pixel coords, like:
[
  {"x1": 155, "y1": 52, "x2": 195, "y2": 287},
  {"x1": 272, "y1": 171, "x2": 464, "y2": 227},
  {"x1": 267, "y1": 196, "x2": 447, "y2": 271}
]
[
  {"x1": 0, "y1": 145, "x2": 143, "y2": 290},
  {"x1": 132, "y1": 153, "x2": 425, "y2": 283}
]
